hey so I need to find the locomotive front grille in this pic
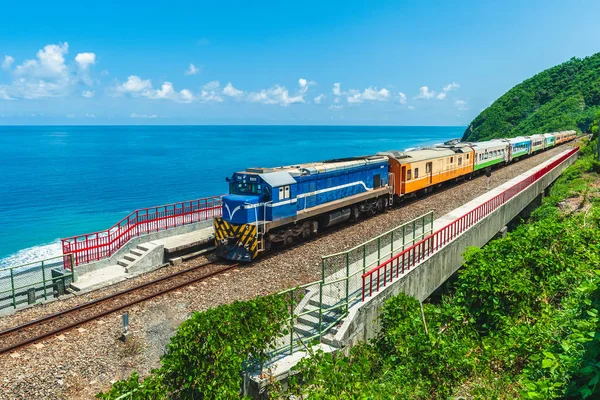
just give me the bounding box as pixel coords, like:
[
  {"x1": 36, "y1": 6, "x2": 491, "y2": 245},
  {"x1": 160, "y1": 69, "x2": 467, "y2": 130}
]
[{"x1": 214, "y1": 217, "x2": 259, "y2": 261}]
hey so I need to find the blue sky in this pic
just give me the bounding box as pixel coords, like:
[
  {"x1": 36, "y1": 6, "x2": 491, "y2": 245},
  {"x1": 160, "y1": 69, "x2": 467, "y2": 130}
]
[{"x1": 1, "y1": 0, "x2": 599, "y2": 125}]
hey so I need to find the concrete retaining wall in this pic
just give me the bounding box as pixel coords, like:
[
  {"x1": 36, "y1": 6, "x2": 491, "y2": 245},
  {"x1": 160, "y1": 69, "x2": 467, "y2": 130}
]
[{"x1": 74, "y1": 219, "x2": 213, "y2": 276}]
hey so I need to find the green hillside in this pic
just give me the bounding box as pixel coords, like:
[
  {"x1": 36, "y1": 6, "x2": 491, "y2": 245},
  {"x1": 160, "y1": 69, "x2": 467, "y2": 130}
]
[{"x1": 463, "y1": 53, "x2": 600, "y2": 142}]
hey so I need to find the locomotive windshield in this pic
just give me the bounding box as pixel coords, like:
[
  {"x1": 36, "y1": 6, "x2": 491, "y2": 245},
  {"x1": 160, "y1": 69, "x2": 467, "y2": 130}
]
[{"x1": 231, "y1": 182, "x2": 262, "y2": 195}]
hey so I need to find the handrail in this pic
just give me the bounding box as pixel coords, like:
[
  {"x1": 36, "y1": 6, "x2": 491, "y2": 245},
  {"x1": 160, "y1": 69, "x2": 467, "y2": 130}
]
[
  {"x1": 322, "y1": 211, "x2": 434, "y2": 259},
  {"x1": 61, "y1": 195, "x2": 223, "y2": 268},
  {"x1": 361, "y1": 147, "x2": 580, "y2": 301}
]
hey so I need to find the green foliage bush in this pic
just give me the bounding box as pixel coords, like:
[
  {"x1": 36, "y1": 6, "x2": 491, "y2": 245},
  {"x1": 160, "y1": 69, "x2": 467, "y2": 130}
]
[
  {"x1": 281, "y1": 145, "x2": 600, "y2": 399},
  {"x1": 97, "y1": 295, "x2": 288, "y2": 399},
  {"x1": 463, "y1": 54, "x2": 600, "y2": 141}
]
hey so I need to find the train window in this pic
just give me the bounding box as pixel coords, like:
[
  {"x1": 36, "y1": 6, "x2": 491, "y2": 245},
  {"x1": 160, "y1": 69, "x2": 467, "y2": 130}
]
[
  {"x1": 450, "y1": 157, "x2": 454, "y2": 163},
  {"x1": 407, "y1": 170, "x2": 411, "y2": 180},
  {"x1": 466, "y1": 154, "x2": 469, "y2": 160},
  {"x1": 414, "y1": 168, "x2": 419, "y2": 178},
  {"x1": 458, "y1": 157, "x2": 462, "y2": 166},
  {"x1": 426, "y1": 163, "x2": 431, "y2": 173},
  {"x1": 235, "y1": 183, "x2": 261, "y2": 195}
]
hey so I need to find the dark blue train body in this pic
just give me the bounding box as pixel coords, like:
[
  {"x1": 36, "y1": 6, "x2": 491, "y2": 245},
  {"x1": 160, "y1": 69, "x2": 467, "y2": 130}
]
[{"x1": 214, "y1": 156, "x2": 392, "y2": 261}]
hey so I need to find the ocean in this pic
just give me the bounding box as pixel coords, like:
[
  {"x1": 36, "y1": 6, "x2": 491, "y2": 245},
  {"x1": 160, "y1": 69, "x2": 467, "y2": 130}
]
[{"x1": 0, "y1": 125, "x2": 464, "y2": 268}]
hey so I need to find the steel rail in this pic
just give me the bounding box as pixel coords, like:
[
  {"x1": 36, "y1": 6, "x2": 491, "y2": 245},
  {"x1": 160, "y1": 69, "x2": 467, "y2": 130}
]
[{"x1": 0, "y1": 260, "x2": 237, "y2": 355}]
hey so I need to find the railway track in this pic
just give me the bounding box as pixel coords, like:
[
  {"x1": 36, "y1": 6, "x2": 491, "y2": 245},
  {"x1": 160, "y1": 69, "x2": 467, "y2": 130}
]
[{"x1": 0, "y1": 260, "x2": 236, "y2": 355}]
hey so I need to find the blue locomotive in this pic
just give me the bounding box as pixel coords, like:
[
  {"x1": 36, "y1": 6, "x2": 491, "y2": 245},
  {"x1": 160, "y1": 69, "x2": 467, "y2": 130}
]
[{"x1": 214, "y1": 156, "x2": 393, "y2": 261}]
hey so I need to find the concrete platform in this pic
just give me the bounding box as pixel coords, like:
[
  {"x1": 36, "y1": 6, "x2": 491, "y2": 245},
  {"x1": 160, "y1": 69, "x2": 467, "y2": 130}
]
[
  {"x1": 151, "y1": 226, "x2": 214, "y2": 259},
  {"x1": 69, "y1": 225, "x2": 214, "y2": 293},
  {"x1": 71, "y1": 264, "x2": 128, "y2": 292}
]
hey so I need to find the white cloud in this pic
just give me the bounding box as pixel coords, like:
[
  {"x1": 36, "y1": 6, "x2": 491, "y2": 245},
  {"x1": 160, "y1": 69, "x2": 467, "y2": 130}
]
[
  {"x1": 223, "y1": 82, "x2": 244, "y2": 98},
  {"x1": 185, "y1": 63, "x2": 199, "y2": 76},
  {"x1": 2, "y1": 55, "x2": 14, "y2": 70},
  {"x1": 314, "y1": 94, "x2": 325, "y2": 104},
  {"x1": 247, "y1": 79, "x2": 310, "y2": 106},
  {"x1": 148, "y1": 81, "x2": 176, "y2": 99},
  {"x1": 0, "y1": 43, "x2": 76, "y2": 99},
  {"x1": 416, "y1": 82, "x2": 460, "y2": 101},
  {"x1": 443, "y1": 82, "x2": 460, "y2": 92},
  {"x1": 130, "y1": 113, "x2": 158, "y2": 119},
  {"x1": 398, "y1": 92, "x2": 407, "y2": 104},
  {"x1": 116, "y1": 75, "x2": 152, "y2": 93},
  {"x1": 15, "y1": 42, "x2": 69, "y2": 78},
  {"x1": 416, "y1": 86, "x2": 435, "y2": 99},
  {"x1": 454, "y1": 99, "x2": 468, "y2": 111},
  {"x1": 298, "y1": 78, "x2": 315, "y2": 94},
  {"x1": 347, "y1": 87, "x2": 390, "y2": 103},
  {"x1": 203, "y1": 81, "x2": 220, "y2": 90},
  {"x1": 332, "y1": 82, "x2": 342, "y2": 96},
  {"x1": 115, "y1": 76, "x2": 195, "y2": 103},
  {"x1": 248, "y1": 85, "x2": 304, "y2": 106},
  {"x1": 85, "y1": 113, "x2": 95, "y2": 118},
  {"x1": 75, "y1": 52, "x2": 96, "y2": 70},
  {"x1": 329, "y1": 104, "x2": 343, "y2": 110},
  {"x1": 180, "y1": 89, "x2": 194, "y2": 102},
  {"x1": 200, "y1": 90, "x2": 223, "y2": 103},
  {"x1": 82, "y1": 90, "x2": 94, "y2": 98},
  {"x1": 408, "y1": 105, "x2": 416, "y2": 110},
  {"x1": 0, "y1": 86, "x2": 11, "y2": 100},
  {"x1": 145, "y1": 81, "x2": 196, "y2": 103}
]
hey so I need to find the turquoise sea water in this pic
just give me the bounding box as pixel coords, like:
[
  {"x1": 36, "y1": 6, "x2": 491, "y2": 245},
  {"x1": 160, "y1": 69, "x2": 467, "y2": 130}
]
[{"x1": 0, "y1": 125, "x2": 464, "y2": 267}]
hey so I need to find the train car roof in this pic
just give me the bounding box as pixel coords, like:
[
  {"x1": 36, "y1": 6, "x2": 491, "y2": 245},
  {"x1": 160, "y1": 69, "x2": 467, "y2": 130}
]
[
  {"x1": 508, "y1": 136, "x2": 530, "y2": 144},
  {"x1": 543, "y1": 133, "x2": 555, "y2": 138},
  {"x1": 378, "y1": 148, "x2": 457, "y2": 162},
  {"x1": 243, "y1": 155, "x2": 388, "y2": 177},
  {"x1": 470, "y1": 140, "x2": 507, "y2": 151},
  {"x1": 527, "y1": 134, "x2": 545, "y2": 139}
]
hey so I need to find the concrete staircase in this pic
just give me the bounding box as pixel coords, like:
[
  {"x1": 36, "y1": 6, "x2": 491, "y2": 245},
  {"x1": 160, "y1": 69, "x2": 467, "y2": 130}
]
[
  {"x1": 292, "y1": 291, "x2": 344, "y2": 348},
  {"x1": 116, "y1": 243, "x2": 161, "y2": 273}
]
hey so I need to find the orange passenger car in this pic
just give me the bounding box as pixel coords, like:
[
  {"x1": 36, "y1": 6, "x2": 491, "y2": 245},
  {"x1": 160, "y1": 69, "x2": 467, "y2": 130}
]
[{"x1": 379, "y1": 146, "x2": 475, "y2": 198}]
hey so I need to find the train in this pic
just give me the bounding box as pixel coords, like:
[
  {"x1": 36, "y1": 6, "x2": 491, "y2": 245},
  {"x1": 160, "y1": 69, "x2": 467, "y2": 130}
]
[{"x1": 213, "y1": 130, "x2": 577, "y2": 261}]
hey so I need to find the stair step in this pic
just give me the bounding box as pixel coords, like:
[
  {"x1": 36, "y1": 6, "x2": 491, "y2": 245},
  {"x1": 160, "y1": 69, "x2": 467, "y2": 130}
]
[
  {"x1": 136, "y1": 244, "x2": 152, "y2": 251},
  {"x1": 293, "y1": 322, "x2": 319, "y2": 338},
  {"x1": 321, "y1": 332, "x2": 341, "y2": 348},
  {"x1": 117, "y1": 259, "x2": 131, "y2": 267},
  {"x1": 308, "y1": 294, "x2": 341, "y2": 309},
  {"x1": 130, "y1": 249, "x2": 145, "y2": 256},
  {"x1": 123, "y1": 253, "x2": 137, "y2": 262},
  {"x1": 301, "y1": 304, "x2": 343, "y2": 323}
]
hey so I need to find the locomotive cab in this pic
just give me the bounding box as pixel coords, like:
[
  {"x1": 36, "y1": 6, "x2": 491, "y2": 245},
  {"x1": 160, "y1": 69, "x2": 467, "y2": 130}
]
[{"x1": 215, "y1": 171, "x2": 298, "y2": 262}]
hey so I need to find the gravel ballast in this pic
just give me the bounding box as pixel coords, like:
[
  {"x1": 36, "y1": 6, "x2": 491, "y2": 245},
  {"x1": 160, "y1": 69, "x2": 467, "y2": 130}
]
[{"x1": 0, "y1": 143, "x2": 578, "y2": 399}]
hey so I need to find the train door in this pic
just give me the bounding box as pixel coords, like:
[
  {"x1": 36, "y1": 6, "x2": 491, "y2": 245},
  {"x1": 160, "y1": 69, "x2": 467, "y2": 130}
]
[
  {"x1": 308, "y1": 181, "x2": 316, "y2": 207},
  {"x1": 401, "y1": 166, "x2": 406, "y2": 193},
  {"x1": 426, "y1": 162, "x2": 432, "y2": 184}
]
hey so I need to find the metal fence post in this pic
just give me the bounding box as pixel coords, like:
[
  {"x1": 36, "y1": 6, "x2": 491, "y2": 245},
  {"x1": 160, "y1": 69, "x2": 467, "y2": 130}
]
[
  {"x1": 362, "y1": 245, "x2": 366, "y2": 275},
  {"x1": 345, "y1": 253, "x2": 350, "y2": 313},
  {"x1": 430, "y1": 211, "x2": 434, "y2": 233},
  {"x1": 10, "y1": 269, "x2": 16, "y2": 309},
  {"x1": 289, "y1": 290, "x2": 294, "y2": 355},
  {"x1": 70, "y1": 254, "x2": 76, "y2": 283},
  {"x1": 318, "y1": 282, "x2": 323, "y2": 337},
  {"x1": 42, "y1": 260, "x2": 47, "y2": 300}
]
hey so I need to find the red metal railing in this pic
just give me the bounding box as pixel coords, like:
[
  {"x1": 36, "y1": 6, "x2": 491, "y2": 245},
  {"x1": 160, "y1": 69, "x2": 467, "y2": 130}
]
[
  {"x1": 61, "y1": 196, "x2": 222, "y2": 269},
  {"x1": 361, "y1": 147, "x2": 579, "y2": 301}
]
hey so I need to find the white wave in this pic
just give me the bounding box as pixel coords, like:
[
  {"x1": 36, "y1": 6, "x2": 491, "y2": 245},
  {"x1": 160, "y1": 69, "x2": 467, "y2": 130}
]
[{"x1": 0, "y1": 240, "x2": 63, "y2": 270}]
